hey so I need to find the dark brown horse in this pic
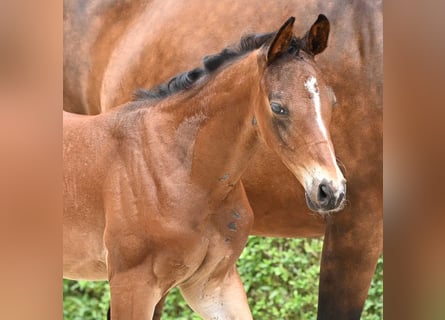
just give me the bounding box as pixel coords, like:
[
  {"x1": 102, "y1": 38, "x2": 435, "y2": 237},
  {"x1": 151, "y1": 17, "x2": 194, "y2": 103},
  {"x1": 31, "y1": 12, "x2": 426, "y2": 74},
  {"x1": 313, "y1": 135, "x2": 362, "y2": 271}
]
[
  {"x1": 64, "y1": 0, "x2": 382, "y2": 318},
  {"x1": 64, "y1": 18, "x2": 346, "y2": 319}
]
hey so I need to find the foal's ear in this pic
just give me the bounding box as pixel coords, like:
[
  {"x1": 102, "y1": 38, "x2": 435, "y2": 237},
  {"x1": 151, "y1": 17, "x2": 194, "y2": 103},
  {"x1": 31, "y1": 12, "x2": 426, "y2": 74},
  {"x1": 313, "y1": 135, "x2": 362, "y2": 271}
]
[
  {"x1": 302, "y1": 14, "x2": 330, "y2": 56},
  {"x1": 265, "y1": 16, "x2": 295, "y2": 64}
]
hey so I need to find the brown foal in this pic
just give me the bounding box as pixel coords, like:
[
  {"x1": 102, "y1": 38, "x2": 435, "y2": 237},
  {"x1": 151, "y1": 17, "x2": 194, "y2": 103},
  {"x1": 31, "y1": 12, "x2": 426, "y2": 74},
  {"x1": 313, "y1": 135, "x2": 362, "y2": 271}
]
[
  {"x1": 63, "y1": 17, "x2": 345, "y2": 319},
  {"x1": 65, "y1": 1, "x2": 382, "y2": 318}
]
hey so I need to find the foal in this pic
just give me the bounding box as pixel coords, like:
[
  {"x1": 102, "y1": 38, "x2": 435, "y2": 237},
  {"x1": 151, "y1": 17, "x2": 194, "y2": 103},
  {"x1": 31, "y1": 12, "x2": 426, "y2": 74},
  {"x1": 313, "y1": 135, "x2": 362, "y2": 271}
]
[{"x1": 63, "y1": 17, "x2": 345, "y2": 319}]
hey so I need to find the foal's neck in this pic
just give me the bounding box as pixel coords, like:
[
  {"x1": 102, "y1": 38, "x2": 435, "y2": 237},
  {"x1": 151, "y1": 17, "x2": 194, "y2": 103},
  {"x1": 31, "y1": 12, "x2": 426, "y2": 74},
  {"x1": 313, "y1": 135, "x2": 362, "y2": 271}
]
[{"x1": 163, "y1": 53, "x2": 263, "y2": 197}]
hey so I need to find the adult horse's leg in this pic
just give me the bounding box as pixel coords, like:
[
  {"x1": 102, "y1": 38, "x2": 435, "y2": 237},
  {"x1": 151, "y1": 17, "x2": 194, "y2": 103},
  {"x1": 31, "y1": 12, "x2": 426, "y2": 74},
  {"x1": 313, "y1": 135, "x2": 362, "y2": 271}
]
[
  {"x1": 317, "y1": 194, "x2": 382, "y2": 319},
  {"x1": 179, "y1": 265, "x2": 252, "y2": 320}
]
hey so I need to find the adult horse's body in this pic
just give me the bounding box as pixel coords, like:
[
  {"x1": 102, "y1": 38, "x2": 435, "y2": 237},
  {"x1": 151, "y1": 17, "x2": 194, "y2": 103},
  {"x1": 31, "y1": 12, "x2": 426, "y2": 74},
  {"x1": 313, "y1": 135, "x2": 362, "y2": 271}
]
[
  {"x1": 64, "y1": 0, "x2": 382, "y2": 318},
  {"x1": 64, "y1": 18, "x2": 346, "y2": 319}
]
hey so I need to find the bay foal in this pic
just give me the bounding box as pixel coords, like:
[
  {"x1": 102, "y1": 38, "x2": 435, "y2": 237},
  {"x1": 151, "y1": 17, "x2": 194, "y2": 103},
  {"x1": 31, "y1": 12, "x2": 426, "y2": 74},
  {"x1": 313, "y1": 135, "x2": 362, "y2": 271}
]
[{"x1": 63, "y1": 17, "x2": 345, "y2": 319}]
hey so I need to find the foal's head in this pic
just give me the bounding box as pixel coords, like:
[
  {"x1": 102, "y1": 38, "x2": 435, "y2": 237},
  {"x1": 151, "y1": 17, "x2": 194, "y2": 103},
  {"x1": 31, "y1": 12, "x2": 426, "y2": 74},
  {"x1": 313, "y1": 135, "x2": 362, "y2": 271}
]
[
  {"x1": 135, "y1": 16, "x2": 346, "y2": 214},
  {"x1": 255, "y1": 16, "x2": 346, "y2": 214}
]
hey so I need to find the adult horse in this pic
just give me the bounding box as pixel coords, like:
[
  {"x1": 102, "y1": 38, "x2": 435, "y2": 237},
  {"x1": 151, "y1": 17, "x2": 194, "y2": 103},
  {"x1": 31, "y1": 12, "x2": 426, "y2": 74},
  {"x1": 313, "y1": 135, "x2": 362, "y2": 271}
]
[
  {"x1": 64, "y1": 18, "x2": 346, "y2": 319},
  {"x1": 64, "y1": 0, "x2": 382, "y2": 319}
]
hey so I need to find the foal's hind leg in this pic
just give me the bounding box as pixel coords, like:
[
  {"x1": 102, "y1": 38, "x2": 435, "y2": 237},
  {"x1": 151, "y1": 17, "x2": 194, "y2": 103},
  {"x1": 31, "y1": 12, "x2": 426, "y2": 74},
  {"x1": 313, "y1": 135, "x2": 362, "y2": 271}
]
[{"x1": 179, "y1": 265, "x2": 252, "y2": 320}]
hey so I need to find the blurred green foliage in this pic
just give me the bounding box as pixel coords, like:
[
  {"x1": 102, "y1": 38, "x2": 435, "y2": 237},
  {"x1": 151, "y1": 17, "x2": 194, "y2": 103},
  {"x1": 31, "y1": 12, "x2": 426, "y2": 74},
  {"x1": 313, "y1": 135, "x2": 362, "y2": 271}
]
[
  {"x1": 63, "y1": 279, "x2": 110, "y2": 320},
  {"x1": 63, "y1": 237, "x2": 383, "y2": 319}
]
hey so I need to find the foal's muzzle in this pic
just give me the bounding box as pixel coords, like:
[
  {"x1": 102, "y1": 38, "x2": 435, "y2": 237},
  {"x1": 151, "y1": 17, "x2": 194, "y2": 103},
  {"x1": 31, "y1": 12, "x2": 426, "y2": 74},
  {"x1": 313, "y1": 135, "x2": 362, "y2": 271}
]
[{"x1": 305, "y1": 179, "x2": 346, "y2": 213}]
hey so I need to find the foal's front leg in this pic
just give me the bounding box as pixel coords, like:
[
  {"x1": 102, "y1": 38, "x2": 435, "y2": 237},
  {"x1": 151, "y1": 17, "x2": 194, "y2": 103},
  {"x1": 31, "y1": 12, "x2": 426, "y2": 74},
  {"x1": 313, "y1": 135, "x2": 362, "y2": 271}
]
[
  {"x1": 105, "y1": 235, "x2": 165, "y2": 320},
  {"x1": 108, "y1": 262, "x2": 163, "y2": 320},
  {"x1": 107, "y1": 284, "x2": 168, "y2": 320},
  {"x1": 179, "y1": 264, "x2": 252, "y2": 320}
]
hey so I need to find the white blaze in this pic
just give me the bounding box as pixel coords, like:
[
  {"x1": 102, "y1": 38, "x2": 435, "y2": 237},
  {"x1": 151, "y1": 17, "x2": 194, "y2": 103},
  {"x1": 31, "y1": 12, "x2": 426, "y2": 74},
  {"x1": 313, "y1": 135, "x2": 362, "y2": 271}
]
[
  {"x1": 304, "y1": 76, "x2": 343, "y2": 179},
  {"x1": 304, "y1": 76, "x2": 328, "y2": 140}
]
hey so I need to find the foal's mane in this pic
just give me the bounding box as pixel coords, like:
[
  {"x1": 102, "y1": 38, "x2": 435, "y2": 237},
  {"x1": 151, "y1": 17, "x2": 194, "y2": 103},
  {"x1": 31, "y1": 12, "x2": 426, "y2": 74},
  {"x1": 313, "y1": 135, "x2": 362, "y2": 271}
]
[{"x1": 133, "y1": 32, "x2": 303, "y2": 102}]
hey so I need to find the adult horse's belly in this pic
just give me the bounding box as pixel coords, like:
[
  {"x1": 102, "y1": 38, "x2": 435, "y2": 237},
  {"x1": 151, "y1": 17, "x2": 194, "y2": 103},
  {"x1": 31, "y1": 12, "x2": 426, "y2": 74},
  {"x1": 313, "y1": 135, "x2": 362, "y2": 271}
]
[{"x1": 243, "y1": 146, "x2": 326, "y2": 238}]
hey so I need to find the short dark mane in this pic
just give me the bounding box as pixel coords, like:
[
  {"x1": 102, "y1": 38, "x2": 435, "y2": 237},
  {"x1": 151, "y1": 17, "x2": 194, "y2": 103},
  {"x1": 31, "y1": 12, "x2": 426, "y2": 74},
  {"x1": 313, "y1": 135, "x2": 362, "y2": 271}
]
[{"x1": 133, "y1": 32, "x2": 302, "y2": 102}]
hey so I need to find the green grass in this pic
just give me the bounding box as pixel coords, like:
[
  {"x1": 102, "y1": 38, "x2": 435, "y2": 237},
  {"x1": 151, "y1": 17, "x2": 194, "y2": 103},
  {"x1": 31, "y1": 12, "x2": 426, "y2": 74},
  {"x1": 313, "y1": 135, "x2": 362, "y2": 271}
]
[{"x1": 63, "y1": 237, "x2": 383, "y2": 319}]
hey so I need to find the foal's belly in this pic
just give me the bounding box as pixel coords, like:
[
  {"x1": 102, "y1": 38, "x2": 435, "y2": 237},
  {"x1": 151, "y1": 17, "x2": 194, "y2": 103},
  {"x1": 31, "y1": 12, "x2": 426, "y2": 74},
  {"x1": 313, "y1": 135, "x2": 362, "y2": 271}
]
[
  {"x1": 63, "y1": 249, "x2": 108, "y2": 280},
  {"x1": 63, "y1": 219, "x2": 108, "y2": 280},
  {"x1": 63, "y1": 258, "x2": 108, "y2": 281}
]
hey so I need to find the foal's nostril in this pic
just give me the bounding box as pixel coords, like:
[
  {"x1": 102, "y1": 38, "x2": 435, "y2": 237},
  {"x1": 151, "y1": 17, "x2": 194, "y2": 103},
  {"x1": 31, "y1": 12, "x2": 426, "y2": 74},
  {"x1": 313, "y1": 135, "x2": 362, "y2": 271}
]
[
  {"x1": 317, "y1": 183, "x2": 331, "y2": 206},
  {"x1": 337, "y1": 192, "x2": 345, "y2": 206}
]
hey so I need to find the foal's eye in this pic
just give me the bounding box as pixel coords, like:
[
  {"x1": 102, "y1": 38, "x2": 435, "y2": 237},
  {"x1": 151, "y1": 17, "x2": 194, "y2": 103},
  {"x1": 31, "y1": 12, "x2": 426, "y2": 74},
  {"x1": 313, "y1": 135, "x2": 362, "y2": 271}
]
[{"x1": 270, "y1": 102, "x2": 288, "y2": 115}]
